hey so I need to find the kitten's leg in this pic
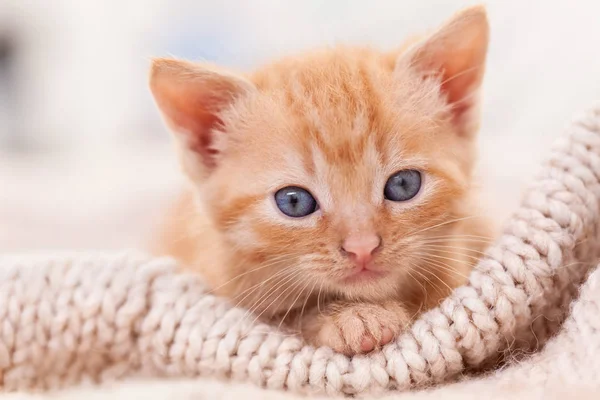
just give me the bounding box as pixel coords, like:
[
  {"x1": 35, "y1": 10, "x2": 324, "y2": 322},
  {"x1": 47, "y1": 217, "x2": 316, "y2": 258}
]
[{"x1": 300, "y1": 301, "x2": 411, "y2": 355}]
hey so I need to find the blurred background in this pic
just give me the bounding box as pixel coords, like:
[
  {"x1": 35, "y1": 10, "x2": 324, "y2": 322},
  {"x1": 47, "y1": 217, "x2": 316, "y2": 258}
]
[{"x1": 1, "y1": 0, "x2": 599, "y2": 252}]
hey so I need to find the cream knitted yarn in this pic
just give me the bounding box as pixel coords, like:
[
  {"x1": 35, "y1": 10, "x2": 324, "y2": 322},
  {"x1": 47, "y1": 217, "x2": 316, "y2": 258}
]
[
  {"x1": 6, "y1": 265, "x2": 600, "y2": 400},
  {"x1": 1, "y1": 106, "x2": 600, "y2": 396}
]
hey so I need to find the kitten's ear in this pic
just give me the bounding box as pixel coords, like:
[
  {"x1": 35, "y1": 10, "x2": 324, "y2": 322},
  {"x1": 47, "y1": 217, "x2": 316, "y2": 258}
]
[
  {"x1": 149, "y1": 58, "x2": 256, "y2": 180},
  {"x1": 397, "y1": 5, "x2": 489, "y2": 137}
]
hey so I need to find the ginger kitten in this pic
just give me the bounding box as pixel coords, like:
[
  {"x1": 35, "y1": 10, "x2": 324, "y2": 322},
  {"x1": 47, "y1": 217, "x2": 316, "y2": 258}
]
[{"x1": 150, "y1": 6, "x2": 494, "y2": 355}]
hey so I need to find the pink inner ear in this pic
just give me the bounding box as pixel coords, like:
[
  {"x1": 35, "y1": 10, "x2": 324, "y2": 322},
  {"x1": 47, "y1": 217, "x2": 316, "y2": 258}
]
[
  {"x1": 160, "y1": 98, "x2": 223, "y2": 170},
  {"x1": 154, "y1": 76, "x2": 231, "y2": 170},
  {"x1": 405, "y1": 8, "x2": 488, "y2": 136},
  {"x1": 440, "y1": 55, "x2": 479, "y2": 122},
  {"x1": 150, "y1": 59, "x2": 255, "y2": 174},
  {"x1": 414, "y1": 33, "x2": 487, "y2": 135},
  {"x1": 187, "y1": 112, "x2": 222, "y2": 170}
]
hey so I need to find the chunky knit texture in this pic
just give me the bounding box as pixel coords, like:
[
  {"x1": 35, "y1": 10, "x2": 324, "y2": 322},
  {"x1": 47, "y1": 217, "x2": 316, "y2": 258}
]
[
  {"x1": 1, "y1": 107, "x2": 600, "y2": 397},
  {"x1": 6, "y1": 265, "x2": 600, "y2": 400}
]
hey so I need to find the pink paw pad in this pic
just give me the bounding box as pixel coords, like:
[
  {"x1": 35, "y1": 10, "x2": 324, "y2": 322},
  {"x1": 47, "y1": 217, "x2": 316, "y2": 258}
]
[{"x1": 359, "y1": 327, "x2": 395, "y2": 353}]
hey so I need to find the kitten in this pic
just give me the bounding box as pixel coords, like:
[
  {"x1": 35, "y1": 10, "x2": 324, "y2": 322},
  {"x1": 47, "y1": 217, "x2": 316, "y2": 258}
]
[{"x1": 149, "y1": 6, "x2": 494, "y2": 355}]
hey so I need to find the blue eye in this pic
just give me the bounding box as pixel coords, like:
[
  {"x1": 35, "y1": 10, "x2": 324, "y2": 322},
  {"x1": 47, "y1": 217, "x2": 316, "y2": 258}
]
[
  {"x1": 275, "y1": 186, "x2": 318, "y2": 218},
  {"x1": 384, "y1": 170, "x2": 422, "y2": 202}
]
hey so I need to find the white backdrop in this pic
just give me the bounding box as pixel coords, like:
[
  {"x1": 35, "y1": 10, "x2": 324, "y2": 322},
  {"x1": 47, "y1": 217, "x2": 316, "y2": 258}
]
[{"x1": 1, "y1": 0, "x2": 599, "y2": 251}]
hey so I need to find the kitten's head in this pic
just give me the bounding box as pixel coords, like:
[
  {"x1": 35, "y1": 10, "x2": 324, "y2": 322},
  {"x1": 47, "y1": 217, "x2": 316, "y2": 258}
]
[{"x1": 150, "y1": 7, "x2": 489, "y2": 313}]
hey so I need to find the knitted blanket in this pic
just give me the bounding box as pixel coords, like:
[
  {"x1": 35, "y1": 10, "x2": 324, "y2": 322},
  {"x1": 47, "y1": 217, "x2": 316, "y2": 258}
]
[
  {"x1": 1, "y1": 106, "x2": 600, "y2": 398},
  {"x1": 5, "y1": 266, "x2": 600, "y2": 399}
]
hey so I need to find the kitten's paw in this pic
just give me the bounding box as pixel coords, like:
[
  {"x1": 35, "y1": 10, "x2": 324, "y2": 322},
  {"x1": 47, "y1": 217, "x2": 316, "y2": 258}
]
[{"x1": 302, "y1": 302, "x2": 410, "y2": 355}]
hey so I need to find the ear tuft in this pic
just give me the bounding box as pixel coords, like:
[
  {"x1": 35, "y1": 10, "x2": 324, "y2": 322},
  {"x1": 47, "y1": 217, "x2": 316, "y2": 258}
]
[
  {"x1": 149, "y1": 58, "x2": 256, "y2": 179},
  {"x1": 397, "y1": 5, "x2": 489, "y2": 137}
]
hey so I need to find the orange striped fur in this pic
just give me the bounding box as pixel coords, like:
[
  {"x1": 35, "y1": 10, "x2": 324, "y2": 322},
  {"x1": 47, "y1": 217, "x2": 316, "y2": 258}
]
[{"x1": 150, "y1": 5, "x2": 495, "y2": 355}]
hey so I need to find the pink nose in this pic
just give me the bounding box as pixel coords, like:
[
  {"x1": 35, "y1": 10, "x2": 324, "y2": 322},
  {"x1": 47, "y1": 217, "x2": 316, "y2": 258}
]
[{"x1": 341, "y1": 234, "x2": 381, "y2": 267}]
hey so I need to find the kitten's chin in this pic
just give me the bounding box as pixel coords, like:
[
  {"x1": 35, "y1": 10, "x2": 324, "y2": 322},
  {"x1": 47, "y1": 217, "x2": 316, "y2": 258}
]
[
  {"x1": 332, "y1": 271, "x2": 399, "y2": 301},
  {"x1": 341, "y1": 269, "x2": 387, "y2": 285}
]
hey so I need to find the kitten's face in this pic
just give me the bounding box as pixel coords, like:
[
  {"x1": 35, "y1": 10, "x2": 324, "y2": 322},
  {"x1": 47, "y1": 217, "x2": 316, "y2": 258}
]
[
  {"x1": 203, "y1": 50, "x2": 473, "y2": 301},
  {"x1": 151, "y1": 6, "x2": 489, "y2": 314}
]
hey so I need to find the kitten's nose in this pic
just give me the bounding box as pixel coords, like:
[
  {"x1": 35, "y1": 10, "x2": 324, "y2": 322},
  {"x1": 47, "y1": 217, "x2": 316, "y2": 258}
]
[{"x1": 341, "y1": 234, "x2": 381, "y2": 267}]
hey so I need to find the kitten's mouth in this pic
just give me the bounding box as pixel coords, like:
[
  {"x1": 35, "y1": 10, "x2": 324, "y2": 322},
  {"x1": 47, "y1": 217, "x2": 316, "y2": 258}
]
[{"x1": 341, "y1": 268, "x2": 387, "y2": 284}]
